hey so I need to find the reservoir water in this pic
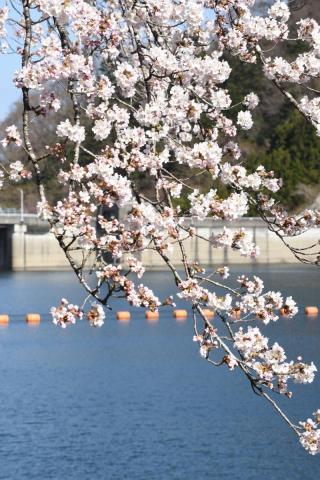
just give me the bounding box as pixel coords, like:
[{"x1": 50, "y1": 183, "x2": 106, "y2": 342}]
[{"x1": 0, "y1": 265, "x2": 319, "y2": 479}]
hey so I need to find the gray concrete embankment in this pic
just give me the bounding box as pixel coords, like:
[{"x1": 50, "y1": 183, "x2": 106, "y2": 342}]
[{"x1": 10, "y1": 218, "x2": 319, "y2": 271}]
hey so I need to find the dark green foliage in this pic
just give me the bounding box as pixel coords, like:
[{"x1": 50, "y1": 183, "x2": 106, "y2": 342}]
[
  {"x1": 224, "y1": 31, "x2": 320, "y2": 212},
  {"x1": 246, "y1": 108, "x2": 320, "y2": 210}
]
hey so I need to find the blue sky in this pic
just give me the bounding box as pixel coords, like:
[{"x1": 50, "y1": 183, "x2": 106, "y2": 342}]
[
  {"x1": 0, "y1": 4, "x2": 217, "y2": 122},
  {"x1": 0, "y1": 52, "x2": 20, "y2": 121},
  {"x1": 0, "y1": 0, "x2": 22, "y2": 122}
]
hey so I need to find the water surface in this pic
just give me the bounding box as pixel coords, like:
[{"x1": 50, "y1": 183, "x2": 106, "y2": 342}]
[{"x1": 0, "y1": 265, "x2": 319, "y2": 479}]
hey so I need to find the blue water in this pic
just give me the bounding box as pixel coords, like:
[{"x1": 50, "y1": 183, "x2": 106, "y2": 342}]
[{"x1": 0, "y1": 265, "x2": 319, "y2": 479}]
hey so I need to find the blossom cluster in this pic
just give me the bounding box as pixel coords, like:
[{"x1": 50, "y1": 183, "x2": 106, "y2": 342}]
[
  {"x1": 210, "y1": 227, "x2": 259, "y2": 258},
  {"x1": 234, "y1": 326, "x2": 316, "y2": 392},
  {"x1": 0, "y1": 6, "x2": 8, "y2": 52},
  {"x1": 96, "y1": 263, "x2": 160, "y2": 310},
  {"x1": 51, "y1": 298, "x2": 83, "y2": 328},
  {"x1": 0, "y1": 0, "x2": 320, "y2": 456},
  {"x1": 233, "y1": 274, "x2": 298, "y2": 324},
  {"x1": 87, "y1": 303, "x2": 105, "y2": 328},
  {"x1": 300, "y1": 411, "x2": 320, "y2": 455},
  {"x1": 1, "y1": 125, "x2": 22, "y2": 148}
]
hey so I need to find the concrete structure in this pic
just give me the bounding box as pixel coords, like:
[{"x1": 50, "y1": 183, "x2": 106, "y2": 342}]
[
  {"x1": 4, "y1": 216, "x2": 319, "y2": 271},
  {"x1": 12, "y1": 225, "x2": 70, "y2": 271},
  {"x1": 0, "y1": 211, "x2": 48, "y2": 231},
  {"x1": 0, "y1": 211, "x2": 59, "y2": 270},
  {"x1": 139, "y1": 218, "x2": 319, "y2": 269}
]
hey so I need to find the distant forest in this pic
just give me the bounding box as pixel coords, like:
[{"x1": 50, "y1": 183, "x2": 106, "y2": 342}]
[{"x1": 0, "y1": 0, "x2": 319, "y2": 214}]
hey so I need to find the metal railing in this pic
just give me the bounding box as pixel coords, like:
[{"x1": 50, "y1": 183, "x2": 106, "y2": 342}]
[{"x1": 0, "y1": 207, "x2": 21, "y2": 214}]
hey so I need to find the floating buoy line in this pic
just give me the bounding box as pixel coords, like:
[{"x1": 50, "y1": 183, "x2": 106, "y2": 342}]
[{"x1": 0, "y1": 307, "x2": 317, "y2": 326}]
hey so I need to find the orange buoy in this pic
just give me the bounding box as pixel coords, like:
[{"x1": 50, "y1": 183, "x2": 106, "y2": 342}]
[
  {"x1": 305, "y1": 306, "x2": 318, "y2": 316},
  {"x1": 116, "y1": 311, "x2": 131, "y2": 321},
  {"x1": 26, "y1": 313, "x2": 41, "y2": 324},
  {"x1": 202, "y1": 309, "x2": 214, "y2": 320},
  {"x1": 145, "y1": 310, "x2": 159, "y2": 321},
  {"x1": 0, "y1": 314, "x2": 9, "y2": 325},
  {"x1": 230, "y1": 308, "x2": 241, "y2": 319},
  {"x1": 173, "y1": 309, "x2": 188, "y2": 319}
]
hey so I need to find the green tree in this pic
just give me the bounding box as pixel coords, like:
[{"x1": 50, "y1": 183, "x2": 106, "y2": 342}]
[{"x1": 246, "y1": 108, "x2": 320, "y2": 210}]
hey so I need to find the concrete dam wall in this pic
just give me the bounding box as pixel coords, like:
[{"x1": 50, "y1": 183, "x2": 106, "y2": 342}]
[{"x1": 10, "y1": 218, "x2": 319, "y2": 271}]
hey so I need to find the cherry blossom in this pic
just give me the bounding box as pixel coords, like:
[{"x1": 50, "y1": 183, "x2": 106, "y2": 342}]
[
  {"x1": 1, "y1": 125, "x2": 22, "y2": 148},
  {"x1": 237, "y1": 110, "x2": 254, "y2": 130},
  {"x1": 0, "y1": 5, "x2": 8, "y2": 51},
  {"x1": 87, "y1": 303, "x2": 105, "y2": 328},
  {"x1": 51, "y1": 298, "x2": 83, "y2": 328},
  {"x1": 56, "y1": 120, "x2": 85, "y2": 144},
  {"x1": 1, "y1": 0, "x2": 320, "y2": 456}
]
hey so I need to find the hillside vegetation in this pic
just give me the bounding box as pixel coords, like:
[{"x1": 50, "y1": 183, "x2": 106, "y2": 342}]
[{"x1": 0, "y1": 0, "x2": 319, "y2": 214}]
